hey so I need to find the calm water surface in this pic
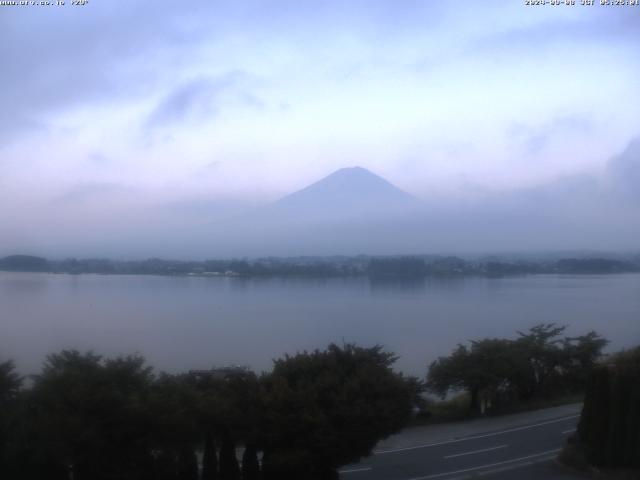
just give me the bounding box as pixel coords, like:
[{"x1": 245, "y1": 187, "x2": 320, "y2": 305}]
[{"x1": 2, "y1": 272, "x2": 639, "y2": 376}]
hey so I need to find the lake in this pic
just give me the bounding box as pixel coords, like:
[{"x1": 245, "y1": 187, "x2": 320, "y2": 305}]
[{"x1": 1, "y1": 272, "x2": 639, "y2": 376}]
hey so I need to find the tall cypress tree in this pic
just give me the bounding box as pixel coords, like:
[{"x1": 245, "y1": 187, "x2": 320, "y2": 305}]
[
  {"x1": 577, "y1": 346, "x2": 640, "y2": 468},
  {"x1": 626, "y1": 379, "x2": 640, "y2": 467},
  {"x1": 177, "y1": 448, "x2": 198, "y2": 480},
  {"x1": 241, "y1": 444, "x2": 260, "y2": 480},
  {"x1": 585, "y1": 366, "x2": 611, "y2": 466},
  {"x1": 617, "y1": 356, "x2": 640, "y2": 467},
  {"x1": 202, "y1": 433, "x2": 218, "y2": 480},
  {"x1": 605, "y1": 373, "x2": 629, "y2": 466},
  {"x1": 219, "y1": 435, "x2": 240, "y2": 480},
  {"x1": 155, "y1": 450, "x2": 178, "y2": 480}
]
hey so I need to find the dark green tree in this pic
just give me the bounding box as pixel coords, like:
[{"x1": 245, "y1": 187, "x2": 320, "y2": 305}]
[
  {"x1": 241, "y1": 444, "x2": 260, "y2": 480},
  {"x1": 192, "y1": 368, "x2": 262, "y2": 479},
  {"x1": 560, "y1": 331, "x2": 608, "y2": 390},
  {"x1": 0, "y1": 360, "x2": 22, "y2": 404},
  {"x1": 155, "y1": 450, "x2": 179, "y2": 480},
  {"x1": 514, "y1": 323, "x2": 567, "y2": 398},
  {"x1": 0, "y1": 360, "x2": 23, "y2": 478},
  {"x1": 219, "y1": 433, "x2": 241, "y2": 480},
  {"x1": 25, "y1": 351, "x2": 156, "y2": 480},
  {"x1": 202, "y1": 432, "x2": 218, "y2": 480},
  {"x1": 260, "y1": 343, "x2": 422, "y2": 479},
  {"x1": 147, "y1": 373, "x2": 201, "y2": 478},
  {"x1": 576, "y1": 346, "x2": 640, "y2": 468},
  {"x1": 427, "y1": 339, "x2": 519, "y2": 413},
  {"x1": 427, "y1": 325, "x2": 608, "y2": 414},
  {"x1": 177, "y1": 447, "x2": 198, "y2": 480}
]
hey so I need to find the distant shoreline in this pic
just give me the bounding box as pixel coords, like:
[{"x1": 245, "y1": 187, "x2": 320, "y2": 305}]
[{"x1": 1, "y1": 253, "x2": 638, "y2": 279}]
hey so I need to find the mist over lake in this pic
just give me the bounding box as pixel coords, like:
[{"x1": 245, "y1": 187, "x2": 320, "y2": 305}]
[{"x1": 3, "y1": 271, "x2": 639, "y2": 377}]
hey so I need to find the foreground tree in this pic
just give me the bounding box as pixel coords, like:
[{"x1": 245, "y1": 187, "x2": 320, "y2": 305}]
[
  {"x1": 3, "y1": 344, "x2": 422, "y2": 479},
  {"x1": 0, "y1": 360, "x2": 22, "y2": 478},
  {"x1": 261, "y1": 343, "x2": 423, "y2": 479},
  {"x1": 427, "y1": 324, "x2": 608, "y2": 414},
  {"x1": 25, "y1": 351, "x2": 156, "y2": 480},
  {"x1": 201, "y1": 432, "x2": 218, "y2": 480},
  {"x1": 575, "y1": 346, "x2": 640, "y2": 468},
  {"x1": 241, "y1": 444, "x2": 260, "y2": 480},
  {"x1": 560, "y1": 331, "x2": 609, "y2": 391},
  {"x1": 177, "y1": 447, "x2": 198, "y2": 480},
  {"x1": 0, "y1": 360, "x2": 22, "y2": 405},
  {"x1": 192, "y1": 368, "x2": 262, "y2": 480},
  {"x1": 219, "y1": 433, "x2": 241, "y2": 480},
  {"x1": 513, "y1": 323, "x2": 568, "y2": 399},
  {"x1": 427, "y1": 339, "x2": 517, "y2": 414},
  {"x1": 147, "y1": 373, "x2": 201, "y2": 479}
]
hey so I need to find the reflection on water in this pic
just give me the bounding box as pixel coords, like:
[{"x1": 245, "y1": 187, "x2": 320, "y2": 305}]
[
  {"x1": 1, "y1": 272, "x2": 639, "y2": 377},
  {"x1": 369, "y1": 276, "x2": 427, "y2": 293},
  {"x1": 1, "y1": 274, "x2": 49, "y2": 294},
  {"x1": 369, "y1": 275, "x2": 473, "y2": 294}
]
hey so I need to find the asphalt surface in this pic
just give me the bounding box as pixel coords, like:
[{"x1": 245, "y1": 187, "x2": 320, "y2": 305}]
[{"x1": 339, "y1": 406, "x2": 586, "y2": 480}]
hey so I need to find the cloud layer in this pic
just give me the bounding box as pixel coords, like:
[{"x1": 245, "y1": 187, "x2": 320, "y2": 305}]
[{"x1": 1, "y1": 1, "x2": 639, "y2": 256}]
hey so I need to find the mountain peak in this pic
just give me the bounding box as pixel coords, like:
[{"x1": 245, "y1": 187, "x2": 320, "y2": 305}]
[
  {"x1": 275, "y1": 166, "x2": 414, "y2": 214},
  {"x1": 321, "y1": 166, "x2": 385, "y2": 183},
  {"x1": 333, "y1": 165, "x2": 370, "y2": 174}
]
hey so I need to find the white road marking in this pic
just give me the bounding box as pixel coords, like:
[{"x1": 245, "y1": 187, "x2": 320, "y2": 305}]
[
  {"x1": 443, "y1": 444, "x2": 508, "y2": 459},
  {"x1": 561, "y1": 428, "x2": 576, "y2": 434},
  {"x1": 338, "y1": 466, "x2": 372, "y2": 474},
  {"x1": 475, "y1": 453, "x2": 558, "y2": 477},
  {"x1": 375, "y1": 415, "x2": 579, "y2": 454},
  {"x1": 406, "y1": 449, "x2": 561, "y2": 480}
]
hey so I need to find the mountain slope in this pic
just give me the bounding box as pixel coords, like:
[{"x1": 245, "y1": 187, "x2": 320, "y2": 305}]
[
  {"x1": 273, "y1": 166, "x2": 415, "y2": 217},
  {"x1": 193, "y1": 166, "x2": 420, "y2": 255}
]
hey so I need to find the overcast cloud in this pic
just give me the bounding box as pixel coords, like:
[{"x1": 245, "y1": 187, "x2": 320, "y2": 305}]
[{"x1": 1, "y1": 1, "x2": 639, "y2": 257}]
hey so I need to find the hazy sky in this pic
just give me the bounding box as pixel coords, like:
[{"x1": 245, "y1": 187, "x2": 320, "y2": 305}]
[{"x1": 1, "y1": 1, "x2": 639, "y2": 256}]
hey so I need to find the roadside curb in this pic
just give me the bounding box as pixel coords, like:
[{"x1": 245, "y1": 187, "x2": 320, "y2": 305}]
[{"x1": 374, "y1": 403, "x2": 583, "y2": 453}]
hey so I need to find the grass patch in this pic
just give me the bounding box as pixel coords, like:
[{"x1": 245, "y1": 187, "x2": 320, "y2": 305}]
[
  {"x1": 412, "y1": 393, "x2": 471, "y2": 425},
  {"x1": 411, "y1": 392, "x2": 584, "y2": 426},
  {"x1": 484, "y1": 393, "x2": 584, "y2": 417}
]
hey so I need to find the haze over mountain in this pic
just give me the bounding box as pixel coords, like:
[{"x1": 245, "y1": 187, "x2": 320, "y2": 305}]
[
  {"x1": 268, "y1": 166, "x2": 416, "y2": 221},
  {"x1": 276, "y1": 166, "x2": 413, "y2": 210},
  {"x1": 1, "y1": 142, "x2": 639, "y2": 259},
  {"x1": 200, "y1": 151, "x2": 640, "y2": 257},
  {"x1": 188, "y1": 153, "x2": 638, "y2": 257},
  {"x1": 193, "y1": 166, "x2": 418, "y2": 256}
]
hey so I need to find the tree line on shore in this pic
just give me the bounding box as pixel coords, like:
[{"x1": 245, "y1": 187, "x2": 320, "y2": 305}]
[{"x1": 1, "y1": 254, "x2": 639, "y2": 278}]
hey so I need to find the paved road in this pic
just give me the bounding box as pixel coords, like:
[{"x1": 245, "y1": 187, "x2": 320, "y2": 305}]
[{"x1": 339, "y1": 405, "x2": 585, "y2": 480}]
